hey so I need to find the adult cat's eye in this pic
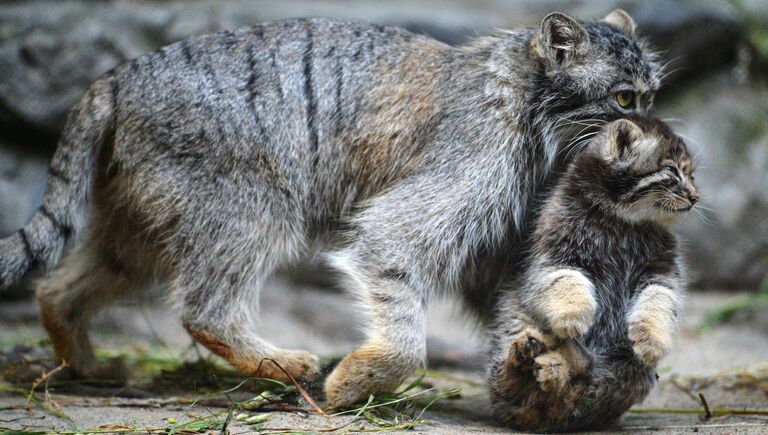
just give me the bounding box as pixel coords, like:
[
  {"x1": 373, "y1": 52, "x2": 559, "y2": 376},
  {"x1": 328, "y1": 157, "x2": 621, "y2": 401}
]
[{"x1": 616, "y1": 91, "x2": 634, "y2": 109}]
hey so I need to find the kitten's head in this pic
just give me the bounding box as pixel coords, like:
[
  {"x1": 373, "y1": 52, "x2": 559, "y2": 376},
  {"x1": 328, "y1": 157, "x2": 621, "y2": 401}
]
[
  {"x1": 573, "y1": 116, "x2": 698, "y2": 225},
  {"x1": 530, "y1": 10, "x2": 660, "y2": 122}
]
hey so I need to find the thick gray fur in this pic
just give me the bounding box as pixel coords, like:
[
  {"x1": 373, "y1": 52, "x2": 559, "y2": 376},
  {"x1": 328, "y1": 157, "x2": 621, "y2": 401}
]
[{"x1": 0, "y1": 12, "x2": 661, "y2": 412}]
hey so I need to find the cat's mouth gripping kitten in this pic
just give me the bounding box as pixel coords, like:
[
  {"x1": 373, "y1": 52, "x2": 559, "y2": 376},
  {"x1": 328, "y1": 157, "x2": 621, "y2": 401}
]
[{"x1": 489, "y1": 116, "x2": 698, "y2": 431}]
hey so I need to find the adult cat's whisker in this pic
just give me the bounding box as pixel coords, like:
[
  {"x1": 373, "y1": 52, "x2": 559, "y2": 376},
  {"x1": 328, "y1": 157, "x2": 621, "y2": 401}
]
[
  {"x1": 659, "y1": 67, "x2": 686, "y2": 82},
  {"x1": 657, "y1": 55, "x2": 683, "y2": 76}
]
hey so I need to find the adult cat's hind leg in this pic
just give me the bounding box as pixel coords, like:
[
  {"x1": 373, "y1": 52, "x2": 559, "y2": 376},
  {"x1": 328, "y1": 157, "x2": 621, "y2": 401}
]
[
  {"x1": 36, "y1": 243, "x2": 140, "y2": 380},
  {"x1": 181, "y1": 292, "x2": 320, "y2": 382},
  {"x1": 171, "y1": 202, "x2": 320, "y2": 382}
]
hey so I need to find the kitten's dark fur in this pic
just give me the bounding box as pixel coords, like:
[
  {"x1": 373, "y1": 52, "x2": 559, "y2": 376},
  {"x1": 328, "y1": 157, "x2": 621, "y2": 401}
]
[{"x1": 489, "y1": 116, "x2": 698, "y2": 431}]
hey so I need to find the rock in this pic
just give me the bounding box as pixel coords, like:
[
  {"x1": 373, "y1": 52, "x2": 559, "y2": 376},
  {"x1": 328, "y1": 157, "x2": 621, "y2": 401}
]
[
  {"x1": 625, "y1": 0, "x2": 746, "y2": 87},
  {"x1": 0, "y1": 140, "x2": 48, "y2": 299},
  {"x1": 0, "y1": 0, "x2": 750, "y2": 138},
  {"x1": 658, "y1": 73, "x2": 768, "y2": 289},
  {"x1": 0, "y1": 143, "x2": 47, "y2": 238},
  {"x1": 0, "y1": 1, "x2": 169, "y2": 137}
]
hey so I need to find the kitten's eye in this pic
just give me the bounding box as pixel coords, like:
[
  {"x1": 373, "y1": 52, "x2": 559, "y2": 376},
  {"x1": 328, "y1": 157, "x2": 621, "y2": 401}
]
[
  {"x1": 664, "y1": 165, "x2": 677, "y2": 173},
  {"x1": 616, "y1": 91, "x2": 634, "y2": 109}
]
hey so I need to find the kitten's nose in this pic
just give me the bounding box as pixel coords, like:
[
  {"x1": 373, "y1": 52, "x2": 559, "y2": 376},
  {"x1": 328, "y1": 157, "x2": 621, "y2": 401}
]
[{"x1": 688, "y1": 193, "x2": 699, "y2": 205}]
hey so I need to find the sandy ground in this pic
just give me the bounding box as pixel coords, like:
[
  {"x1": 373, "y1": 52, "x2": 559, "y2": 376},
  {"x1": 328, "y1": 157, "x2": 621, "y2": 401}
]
[{"x1": 1, "y1": 278, "x2": 767, "y2": 434}]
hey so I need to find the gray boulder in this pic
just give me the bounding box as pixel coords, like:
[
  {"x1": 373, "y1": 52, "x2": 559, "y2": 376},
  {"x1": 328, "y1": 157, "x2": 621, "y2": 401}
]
[
  {"x1": 0, "y1": 1, "x2": 167, "y2": 135},
  {"x1": 0, "y1": 143, "x2": 47, "y2": 238},
  {"x1": 0, "y1": 141, "x2": 48, "y2": 298},
  {"x1": 0, "y1": 0, "x2": 748, "y2": 138},
  {"x1": 627, "y1": 0, "x2": 745, "y2": 86}
]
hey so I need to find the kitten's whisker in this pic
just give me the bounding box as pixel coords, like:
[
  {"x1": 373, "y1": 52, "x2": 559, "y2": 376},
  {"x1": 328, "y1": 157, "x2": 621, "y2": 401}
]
[
  {"x1": 691, "y1": 208, "x2": 716, "y2": 226},
  {"x1": 692, "y1": 203, "x2": 717, "y2": 213},
  {"x1": 675, "y1": 133, "x2": 702, "y2": 148}
]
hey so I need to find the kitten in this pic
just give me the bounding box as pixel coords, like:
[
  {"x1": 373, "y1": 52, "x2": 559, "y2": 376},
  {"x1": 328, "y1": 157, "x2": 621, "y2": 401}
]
[
  {"x1": 489, "y1": 116, "x2": 697, "y2": 431},
  {"x1": 0, "y1": 11, "x2": 660, "y2": 407}
]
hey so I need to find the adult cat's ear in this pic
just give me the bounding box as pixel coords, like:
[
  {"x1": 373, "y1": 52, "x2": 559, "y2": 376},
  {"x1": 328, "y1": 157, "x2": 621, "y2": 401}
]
[
  {"x1": 535, "y1": 12, "x2": 590, "y2": 67},
  {"x1": 602, "y1": 9, "x2": 637, "y2": 38},
  {"x1": 605, "y1": 118, "x2": 643, "y2": 161}
]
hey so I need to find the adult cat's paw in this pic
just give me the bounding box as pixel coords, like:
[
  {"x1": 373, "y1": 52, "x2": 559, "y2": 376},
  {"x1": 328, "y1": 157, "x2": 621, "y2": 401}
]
[
  {"x1": 541, "y1": 271, "x2": 597, "y2": 338},
  {"x1": 324, "y1": 345, "x2": 417, "y2": 407},
  {"x1": 71, "y1": 357, "x2": 129, "y2": 385}
]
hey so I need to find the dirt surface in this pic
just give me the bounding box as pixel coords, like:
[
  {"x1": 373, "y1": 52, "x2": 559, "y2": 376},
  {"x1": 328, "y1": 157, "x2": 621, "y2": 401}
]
[{"x1": 1, "y1": 280, "x2": 767, "y2": 434}]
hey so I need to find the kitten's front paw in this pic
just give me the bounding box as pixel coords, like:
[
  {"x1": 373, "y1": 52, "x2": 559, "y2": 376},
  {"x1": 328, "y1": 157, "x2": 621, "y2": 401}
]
[
  {"x1": 628, "y1": 320, "x2": 671, "y2": 366},
  {"x1": 544, "y1": 273, "x2": 597, "y2": 338},
  {"x1": 324, "y1": 346, "x2": 417, "y2": 407}
]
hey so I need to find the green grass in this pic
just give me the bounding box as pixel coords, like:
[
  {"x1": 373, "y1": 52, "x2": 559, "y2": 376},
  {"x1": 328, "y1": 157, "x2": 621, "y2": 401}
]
[
  {"x1": 1, "y1": 343, "x2": 463, "y2": 434},
  {"x1": 699, "y1": 274, "x2": 768, "y2": 331}
]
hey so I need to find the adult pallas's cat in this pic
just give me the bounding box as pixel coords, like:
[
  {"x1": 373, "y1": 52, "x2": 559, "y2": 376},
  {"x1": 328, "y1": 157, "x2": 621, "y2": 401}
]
[{"x1": 0, "y1": 10, "x2": 660, "y2": 407}]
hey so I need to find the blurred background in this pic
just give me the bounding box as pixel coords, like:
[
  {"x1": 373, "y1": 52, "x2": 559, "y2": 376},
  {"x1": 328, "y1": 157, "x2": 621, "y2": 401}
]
[{"x1": 0, "y1": 1, "x2": 767, "y2": 432}]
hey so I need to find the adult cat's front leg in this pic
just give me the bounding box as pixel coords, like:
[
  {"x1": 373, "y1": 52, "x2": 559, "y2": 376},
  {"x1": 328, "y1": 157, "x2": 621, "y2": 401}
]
[
  {"x1": 324, "y1": 249, "x2": 427, "y2": 407},
  {"x1": 523, "y1": 266, "x2": 598, "y2": 338},
  {"x1": 627, "y1": 283, "x2": 682, "y2": 365}
]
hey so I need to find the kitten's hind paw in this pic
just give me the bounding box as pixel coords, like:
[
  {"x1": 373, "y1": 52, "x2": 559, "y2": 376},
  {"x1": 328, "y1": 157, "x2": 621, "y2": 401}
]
[
  {"x1": 533, "y1": 351, "x2": 570, "y2": 393},
  {"x1": 506, "y1": 327, "x2": 556, "y2": 367}
]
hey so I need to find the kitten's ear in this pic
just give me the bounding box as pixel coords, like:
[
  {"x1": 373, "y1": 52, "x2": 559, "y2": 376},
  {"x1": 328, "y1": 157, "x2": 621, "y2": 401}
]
[
  {"x1": 602, "y1": 9, "x2": 637, "y2": 38},
  {"x1": 535, "y1": 12, "x2": 590, "y2": 67},
  {"x1": 605, "y1": 119, "x2": 643, "y2": 161}
]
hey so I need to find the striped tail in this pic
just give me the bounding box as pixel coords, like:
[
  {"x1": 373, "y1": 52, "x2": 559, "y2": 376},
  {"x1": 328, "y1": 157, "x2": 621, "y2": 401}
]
[{"x1": 0, "y1": 76, "x2": 116, "y2": 288}]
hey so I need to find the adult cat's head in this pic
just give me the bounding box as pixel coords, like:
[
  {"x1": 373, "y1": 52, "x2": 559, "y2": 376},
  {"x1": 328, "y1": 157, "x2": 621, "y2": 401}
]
[
  {"x1": 488, "y1": 9, "x2": 662, "y2": 164},
  {"x1": 529, "y1": 9, "x2": 661, "y2": 121}
]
